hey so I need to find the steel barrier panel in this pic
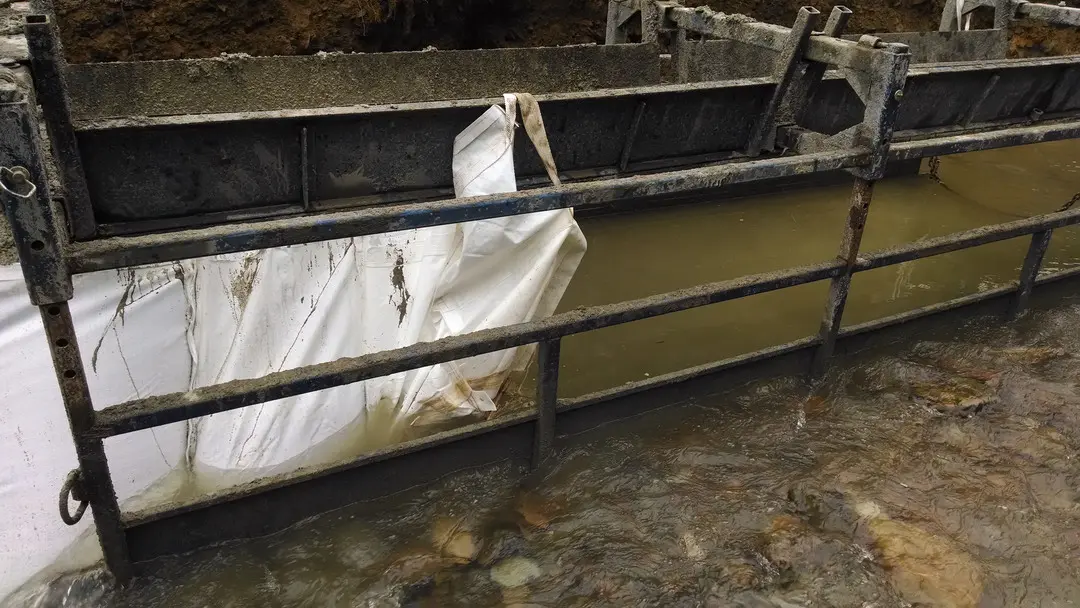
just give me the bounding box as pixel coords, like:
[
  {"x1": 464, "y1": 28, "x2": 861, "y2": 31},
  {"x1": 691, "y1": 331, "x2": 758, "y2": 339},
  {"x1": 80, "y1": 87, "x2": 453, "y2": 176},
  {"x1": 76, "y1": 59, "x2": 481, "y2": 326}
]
[
  {"x1": 76, "y1": 81, "x2": 776, "y2": 223},
  {"x1": 800, "y1": 57, "x2": 1080, "y2": 135}
]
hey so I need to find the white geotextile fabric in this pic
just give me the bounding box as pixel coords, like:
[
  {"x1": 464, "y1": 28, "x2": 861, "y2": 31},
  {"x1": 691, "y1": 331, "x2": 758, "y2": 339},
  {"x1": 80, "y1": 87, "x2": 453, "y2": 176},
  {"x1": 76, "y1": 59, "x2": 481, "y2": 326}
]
[
  {"x1": 0, "y1": 265, "x2": 190, "y2": 602},
  {"x1": 0, "y1": 94, "x2": 585, "y2": 601}
]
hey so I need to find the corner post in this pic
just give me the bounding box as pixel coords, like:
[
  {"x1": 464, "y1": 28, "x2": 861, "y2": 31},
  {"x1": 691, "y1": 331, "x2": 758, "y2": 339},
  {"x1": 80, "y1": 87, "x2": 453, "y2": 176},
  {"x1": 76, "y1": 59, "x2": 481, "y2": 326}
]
[
  {"x1": 809, "y1": 178, "x2": 875, "y2": 378},
  {"x1": 24, "y1": 14, "x2": 97, "y2": 241},
  {"x1": 0, "y1": 75, "x2": 132, "y2": 584}
]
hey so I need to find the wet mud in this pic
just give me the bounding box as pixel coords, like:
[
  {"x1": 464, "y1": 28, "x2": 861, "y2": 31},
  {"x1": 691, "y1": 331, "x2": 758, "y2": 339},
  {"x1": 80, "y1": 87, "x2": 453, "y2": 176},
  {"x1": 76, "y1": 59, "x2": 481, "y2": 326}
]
[{"x1": 51, "y1": 0, "x2": 1080, "y2": 63}]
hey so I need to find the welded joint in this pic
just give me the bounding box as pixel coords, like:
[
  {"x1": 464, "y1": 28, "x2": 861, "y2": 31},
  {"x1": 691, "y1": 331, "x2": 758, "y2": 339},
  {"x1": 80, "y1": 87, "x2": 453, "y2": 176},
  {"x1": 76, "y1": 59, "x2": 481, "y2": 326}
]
[{"x1": 846, "y1": 44, "x2": 911, "y2": 181}]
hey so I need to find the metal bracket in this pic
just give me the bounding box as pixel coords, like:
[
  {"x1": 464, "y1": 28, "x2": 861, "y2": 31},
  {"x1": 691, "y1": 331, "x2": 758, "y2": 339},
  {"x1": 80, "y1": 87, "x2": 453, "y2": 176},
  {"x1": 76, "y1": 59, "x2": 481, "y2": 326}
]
[
  {"x1": 776, "y1": 6, "x2": 854, "y2": 127},
  {"x1": 0, "y1": 93, "x2": 74, "y2": 304},
  {"x1": 746, "y1": 7, "x2": 820, "y2": 157}
]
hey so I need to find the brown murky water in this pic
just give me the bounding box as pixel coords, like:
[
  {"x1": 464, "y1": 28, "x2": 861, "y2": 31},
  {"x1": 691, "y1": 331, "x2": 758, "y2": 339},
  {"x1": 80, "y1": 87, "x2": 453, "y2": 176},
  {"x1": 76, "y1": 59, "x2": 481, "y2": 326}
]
[{"x1": 19, "y1": 141, "x2": 1080, "y2": 607}]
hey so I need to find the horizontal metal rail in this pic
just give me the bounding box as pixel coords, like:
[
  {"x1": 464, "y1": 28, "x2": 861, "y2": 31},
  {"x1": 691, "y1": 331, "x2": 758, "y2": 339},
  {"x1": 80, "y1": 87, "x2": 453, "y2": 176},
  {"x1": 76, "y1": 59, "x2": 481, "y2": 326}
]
[
  {"x1": 1017, "y1": 1, "x2": 1080, "y2": 26},
  {"x1": 66, "y1": 150, "x2": 867, "y2": 273},
  {"x1": 93, "y1": 202, "x2": 1080, "y2": 439},
  {"x1": 65, "y1": 119, "x2": 1080, "y2": 274},
  {"x1": 123, "y1": 263, "x2": 1080, "y2": 538},
  {"x1": 92, "y1": 260, "x2": 846, "y2": 437}
]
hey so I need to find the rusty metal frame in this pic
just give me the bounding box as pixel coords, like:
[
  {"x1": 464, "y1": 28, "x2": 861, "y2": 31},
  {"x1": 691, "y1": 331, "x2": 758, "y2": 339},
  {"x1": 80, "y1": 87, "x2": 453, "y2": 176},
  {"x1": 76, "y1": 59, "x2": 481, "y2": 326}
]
[{"x1": 1, "y1": 1, "x2": 1079, "y2": 586}]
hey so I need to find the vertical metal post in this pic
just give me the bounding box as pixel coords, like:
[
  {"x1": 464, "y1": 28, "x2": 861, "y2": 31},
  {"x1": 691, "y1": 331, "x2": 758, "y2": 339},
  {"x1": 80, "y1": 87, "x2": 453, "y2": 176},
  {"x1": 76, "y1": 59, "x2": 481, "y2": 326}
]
[
  {"x1": 532, "y1": 339, "x2": 560, "y2": 469},
  {"x1": 24, "y1": 15, "x2": 97, "y2": 241},
  {"x1": 1008, "y1": 229, "x2": 1052, "y2": 320},
  {"x1": 993, "y1": 0, "x2": 1014, "y2": 30},
  {"x1": 777, "y1": 6, "x2": 852, "y2": 127},
  {"x1": 39, "y1": 303, "x2": 134, "y2": 584},
  {"x1": 0, "y1": 80, "x2": 132, "y2": 583},
  {"x1": 746, "y1": 7, "x2": 820, "y2": 157},
  {"x1": 939, "y1": 0, "x2": 960, "y2": 31},
  {"x1": 606, "y1": 0, "x2": 636, "y2": 44},
  {"x1": 810, "y1": 178, "x2": 876, "y2": 378},
  {"x1": 671, "y1": 26, "x2": 692, "y2": 84}
]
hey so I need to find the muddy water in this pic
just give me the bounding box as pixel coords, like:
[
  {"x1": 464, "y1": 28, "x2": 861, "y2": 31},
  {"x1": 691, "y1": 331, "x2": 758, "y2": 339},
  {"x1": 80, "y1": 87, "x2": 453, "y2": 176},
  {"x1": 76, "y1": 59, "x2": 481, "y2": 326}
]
[
  {"x1": 82, "y1": 291, "x2": 1080, "y2": 607},
  {"x1": 26, "y1": 141, "x2": 1080, "y2": 607},
  {"x1": 555, "y1": 139, "x2": 1080, "y2": 396}
]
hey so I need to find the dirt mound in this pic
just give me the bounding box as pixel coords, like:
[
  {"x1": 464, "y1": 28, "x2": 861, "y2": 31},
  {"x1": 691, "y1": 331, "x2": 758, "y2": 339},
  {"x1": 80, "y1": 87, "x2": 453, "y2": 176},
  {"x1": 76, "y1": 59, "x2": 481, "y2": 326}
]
[{"x1": 52, "y1": 0, "x2": 1080, "y2": 63}]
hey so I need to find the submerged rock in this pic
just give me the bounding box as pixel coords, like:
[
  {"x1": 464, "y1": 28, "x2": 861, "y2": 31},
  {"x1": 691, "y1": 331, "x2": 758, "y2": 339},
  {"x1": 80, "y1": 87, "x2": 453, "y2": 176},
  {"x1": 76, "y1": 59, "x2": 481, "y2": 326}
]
[
  {"x1": 680, "y1": 530, "x2": 707, "y2": 562},
  {"x1": 855, "y1": 502, "x2": 983, "y2": 608},
  {"x1": 490, "y1": 556, "x2": 542, "y2": 588},
  {"x1": 910, "y1": 374, "x2": 998, "y2": 416},
  {"x1": 431, "y1": 517, "x2": 479, "y2": 564},
  {"x1": 514, "y1": 490, "x2": 561, "y2": 530},
  {"x1": 721, "y1": 559, "x2": 764, "y2": 591}
]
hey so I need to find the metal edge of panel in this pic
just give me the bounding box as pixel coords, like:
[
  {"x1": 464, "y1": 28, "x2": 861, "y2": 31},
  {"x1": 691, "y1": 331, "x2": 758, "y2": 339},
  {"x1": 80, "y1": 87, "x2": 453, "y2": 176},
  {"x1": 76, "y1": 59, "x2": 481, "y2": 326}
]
[
  {"x1": 73, "y1": 55, "x2": 1080, "y2": 131},
  {"x1": 71, "y1": 76, "x2": 779, "y2": 131},
  {"x1": 121, "y1": 267, "x2": 1080, "y2": 567},
  {"x1": 64, "y1": 43, "x2": 666, "y2": 120}
]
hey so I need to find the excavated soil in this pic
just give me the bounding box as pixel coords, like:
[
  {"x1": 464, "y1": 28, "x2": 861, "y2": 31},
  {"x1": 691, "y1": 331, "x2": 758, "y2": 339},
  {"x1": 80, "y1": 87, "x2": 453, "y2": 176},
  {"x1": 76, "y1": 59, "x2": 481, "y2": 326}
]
[{"x1": 54, "y1": 0, "x2": 1080, "y2": 63}]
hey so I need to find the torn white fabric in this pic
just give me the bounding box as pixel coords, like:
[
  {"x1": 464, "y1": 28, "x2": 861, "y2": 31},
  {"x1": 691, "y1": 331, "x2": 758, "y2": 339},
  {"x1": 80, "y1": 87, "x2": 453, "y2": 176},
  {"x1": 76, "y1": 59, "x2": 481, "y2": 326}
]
[{"x1": 187, "y1": 92, "x2": 586, "y2": 489}]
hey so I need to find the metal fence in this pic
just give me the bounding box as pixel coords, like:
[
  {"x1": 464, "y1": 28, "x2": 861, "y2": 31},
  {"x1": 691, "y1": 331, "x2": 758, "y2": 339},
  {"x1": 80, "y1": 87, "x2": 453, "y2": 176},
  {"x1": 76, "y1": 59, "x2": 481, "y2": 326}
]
[{"x1": 1, "y1": 0, "x2": 1080, "y2": 584}]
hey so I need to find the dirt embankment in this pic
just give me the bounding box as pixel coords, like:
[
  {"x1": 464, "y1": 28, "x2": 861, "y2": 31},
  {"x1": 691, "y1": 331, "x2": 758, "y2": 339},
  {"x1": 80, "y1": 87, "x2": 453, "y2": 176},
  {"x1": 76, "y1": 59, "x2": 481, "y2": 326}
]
[{"x1": 51, "y1": 0, "x2": 1080, "y2": 63}]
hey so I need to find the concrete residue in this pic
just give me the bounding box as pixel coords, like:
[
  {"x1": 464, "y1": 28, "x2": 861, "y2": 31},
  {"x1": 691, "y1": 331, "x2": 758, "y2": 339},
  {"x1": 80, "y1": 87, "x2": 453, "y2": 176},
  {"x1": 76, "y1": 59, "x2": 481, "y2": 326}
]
[
  {"x1": 390, "y1": 247, "x2": 410, "y2": 325},
  {"x1": 228, "y1": 255, "x2": 261, "y2": 316}
]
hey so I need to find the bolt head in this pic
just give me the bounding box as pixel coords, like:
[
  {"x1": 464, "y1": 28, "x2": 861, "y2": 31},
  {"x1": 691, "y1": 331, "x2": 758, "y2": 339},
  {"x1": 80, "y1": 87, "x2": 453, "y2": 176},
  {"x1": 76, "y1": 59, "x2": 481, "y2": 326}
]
[{"x1": 894, "y1": 89, "x2": 904, "y2": 101}]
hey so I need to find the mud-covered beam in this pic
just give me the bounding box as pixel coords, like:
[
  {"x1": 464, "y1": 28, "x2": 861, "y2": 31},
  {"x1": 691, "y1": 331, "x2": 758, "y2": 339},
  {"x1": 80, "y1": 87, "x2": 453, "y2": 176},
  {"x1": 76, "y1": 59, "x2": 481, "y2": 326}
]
[
  {"x1": 1017, "y1": 1, "x2": 1080, "y2": 27},
  {"x1": 24, "y1": 15, "x2": 96, "y2": 241},
  {"x1": 65, "y1": 150, "x2": 867, "y2": 273},
  {"x1": 664, "y1": 5, "x2": 908, "y2": 72}
]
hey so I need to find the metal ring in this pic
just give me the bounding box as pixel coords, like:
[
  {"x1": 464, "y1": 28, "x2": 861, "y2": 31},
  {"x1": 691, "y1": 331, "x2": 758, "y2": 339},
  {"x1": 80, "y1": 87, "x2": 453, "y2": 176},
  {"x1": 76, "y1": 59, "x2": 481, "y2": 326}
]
[
  {"x1": 59, "y1": 469, "x2": 88, "y2": 526},
  {"x1": 0, "y1": 166, "x2": 36, "y2": 199}
]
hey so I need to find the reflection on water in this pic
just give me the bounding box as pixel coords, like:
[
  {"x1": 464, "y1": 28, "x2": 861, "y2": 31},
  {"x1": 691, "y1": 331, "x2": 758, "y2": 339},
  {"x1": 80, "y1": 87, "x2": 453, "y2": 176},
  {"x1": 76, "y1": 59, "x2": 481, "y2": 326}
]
[
  {"x1": 555, "y1": 139, "x2": 1080, "y2": 396},
  {"x1": 12, "y1": 141, "x2": 1080, "y2": 607}
]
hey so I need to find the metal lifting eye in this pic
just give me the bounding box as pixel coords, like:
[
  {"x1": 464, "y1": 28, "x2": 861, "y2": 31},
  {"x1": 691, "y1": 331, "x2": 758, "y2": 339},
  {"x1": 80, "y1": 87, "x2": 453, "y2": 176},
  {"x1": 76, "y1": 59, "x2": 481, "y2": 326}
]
[
  {"x1": 59, "y1": 469, "x2": 89, "y2": 526},
  {"x1": 0, "y1": 166, "x2": 37, "y2": 199}
]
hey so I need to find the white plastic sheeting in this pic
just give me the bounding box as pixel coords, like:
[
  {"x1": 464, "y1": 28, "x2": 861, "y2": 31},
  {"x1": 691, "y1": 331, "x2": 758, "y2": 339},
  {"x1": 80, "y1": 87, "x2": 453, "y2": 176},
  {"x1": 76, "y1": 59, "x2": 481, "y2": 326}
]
[
  {"x1": 187, "y1": 92, "x2": 586, "y2": 490},
  {"x1": 0, "y1": 94, "x2": 585, "y2": 600},
  {"x1": 0, "y1": 265, "x2": 190, "y2": 602}
]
